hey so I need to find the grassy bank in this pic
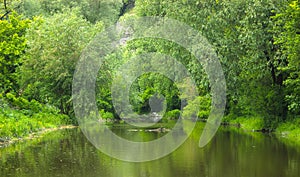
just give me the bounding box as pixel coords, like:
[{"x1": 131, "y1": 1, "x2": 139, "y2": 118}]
[
  {"x1": 0, "y1": 108, "x2": 71, "y2": 142},
  {"x1": 0, "y1": 94, "x2": 72, "y2": 142},
  {"x1": 0, "y1": 108, "x2": 70, "y2": 141},
  {"x1": 223, "y1": 116, "x2": 300, "y2": 145},
  {"x1": 275, "y1": 118, "x2": 300, "y2": 145},
  {"x1": 223, "y1": 116, "x2": 265, "y2": 131}
]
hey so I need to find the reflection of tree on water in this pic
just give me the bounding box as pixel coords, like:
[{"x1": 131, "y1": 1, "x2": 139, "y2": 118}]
[{"x1": 1, "y1": 126, "x2": 298, "y2": 177}]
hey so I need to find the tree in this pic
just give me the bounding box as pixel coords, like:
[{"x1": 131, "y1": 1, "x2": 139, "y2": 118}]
[
  {"x1": 0, "y1": 11, "x2": 30, "y2": 93},
  {"x1": 133, "y1": 0, "x2": 288, "y2": 127},
  {"x1": 274, "y1": 0, "x2": 300, "y2": 116},
  {"x1": 19, "y1": 9, "x2": 103, "y2": 115},
  {"x1": 20, "y1": 0, "x2": 123, "y2": 25}
]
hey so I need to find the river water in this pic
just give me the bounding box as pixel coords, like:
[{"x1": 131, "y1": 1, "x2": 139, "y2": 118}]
[{"x1": 0, "y1": 123, "x2": 299, "y2": 177}]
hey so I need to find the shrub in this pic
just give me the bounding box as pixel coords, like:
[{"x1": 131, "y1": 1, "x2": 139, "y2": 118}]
[
  {"x1": 163, "y1": 109, "x2": 181, "y2": 120},
  {"x1": 99, "y1": 109, "x2": 115, "y2": 121},
  {"x1": 0, "y1": 95, "x2": 71, "y2": 139},
  {"x1": 182, "y1": 95, "x2": 211, "y2": 120},
  {"x1": 230, "y1": 117, "x2": 264, "y2": 130}
]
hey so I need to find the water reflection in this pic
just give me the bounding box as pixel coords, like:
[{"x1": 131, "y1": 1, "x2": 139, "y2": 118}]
[{"x1": 0, "y1": 123, "x2": 299, "y2": 177}]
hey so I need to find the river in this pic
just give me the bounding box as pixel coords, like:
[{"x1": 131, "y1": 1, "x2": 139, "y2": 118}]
[{"x1": 0, "y1": 123, "x2": 299, "y2": 177}]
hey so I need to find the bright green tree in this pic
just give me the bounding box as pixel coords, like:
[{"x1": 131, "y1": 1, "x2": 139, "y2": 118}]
[
  {"x1": 0, "y1": 11, "x2": 30, "y2": 93},
  {"x1": 19, "y1": 9, "x2": 103, "y2": 115},
  {"x1": 20, "y1": 0, "x2": 123, "y2": 25}
]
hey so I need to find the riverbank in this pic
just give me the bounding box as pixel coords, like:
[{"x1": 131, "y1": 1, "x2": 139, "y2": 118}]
[
  {"x1": 0, "y1": 111, "x2": 71, "y2": 141},
  {"x1": 275, "y1": 119, "x2": 300, "y2": 145},
  {"x1": 222, "y1": 116, "x2": 300, "y2": 145},
  {"x1": 2, "y1": 114, "x2": 300, "y2": 148},
  {"x1": 111, "y1": 116, "x2": 300, "y2": 145},
  {"x1": 0, "y1": 125, "x2": 77, "y2": 147},
  {"x1": 0, "y1": 98, "x2": 73, "y2": 145}
]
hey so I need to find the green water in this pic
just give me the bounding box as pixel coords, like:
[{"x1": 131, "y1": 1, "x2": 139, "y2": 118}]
[{"x1": 0, "y1": 123, "x2": 299, "y2": 177}]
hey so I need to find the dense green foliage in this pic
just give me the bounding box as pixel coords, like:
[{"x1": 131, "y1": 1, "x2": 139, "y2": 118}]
[
  {"x1": 133, "y1": 0, "x2": 300, "y2": 129},
  {"x1": 273, "y1": 0, "x2": 300, "y2": 115},
  {"x1": 19, "y1": 9, "x2": 103, "y2": 115},
  {"x1": 0, "y1": 93, "x2": 69, "y2": 138},
  {"x1": 19, "y1": 0, "x2": 124, "y2": 25},
  {"x1": 0, "y1": 0, "x2": 299, "y2": 140},
  {"x1": 0, "y1": 12, "x2": 30, "y2": 94}
]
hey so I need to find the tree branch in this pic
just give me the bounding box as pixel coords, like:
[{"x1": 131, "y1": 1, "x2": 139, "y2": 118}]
[
  {"x1": 1, "y1": 0, "x2": 11, "y2": 20},
  {"x1": 4, "y1": 0, "x2": 7, "y2": 10},
  {"x1": 0, "y1": 10, "x2": 11, "y2": 20}
]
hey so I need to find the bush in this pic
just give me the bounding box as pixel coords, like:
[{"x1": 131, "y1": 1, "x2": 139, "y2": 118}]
[
  {"x1": 99, "y1": 109, "x2": 115, "y2": 121},
  {"x1": 276, "y1": 118, "x2": 300, "y2": 144},
  {"x1": 163, "y1": 109, "x2": 181, "y2": 120},
  {"x1": 5, "y1": 93, "x2": 60, "y2": 115},
  {"x1": 182, "y1": 95, "x2": 211, "y2": 120},
  {"x1": 0, "y1": 95, "x2": 71, "y2": 139},
  {"x1": 230, "y1": 117, "x2": 264, "y2": 130}
]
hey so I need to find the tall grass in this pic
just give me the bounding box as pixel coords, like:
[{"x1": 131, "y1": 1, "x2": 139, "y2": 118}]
[{"x1": 0, "y1": 94, "x2": 70, "y2": 139}]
